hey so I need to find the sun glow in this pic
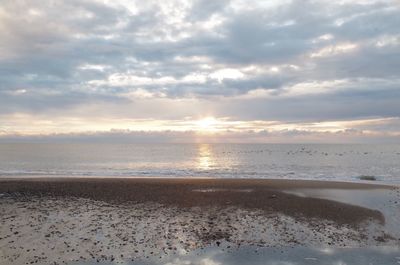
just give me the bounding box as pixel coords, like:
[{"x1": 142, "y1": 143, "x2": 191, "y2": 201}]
[{"x1": 196, "y1": 117, "x2": 218, "y2": 131}]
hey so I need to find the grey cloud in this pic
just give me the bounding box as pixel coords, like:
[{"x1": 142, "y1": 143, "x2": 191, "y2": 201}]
[
  {"x1": 0, "y1": 89, "x2": 127, "y2": 113},
  {"x1": 0, "y1": 0, "x2": 399, "y2": 127},
  {"x1": 189, "y1": 0, "x2": 230, "y2": 20},
  {"x1": 221, "y1": 75, "x2": 297, "y2": 93},
  {"x1": 309, "y1": 45, "x2": 400, "y2": 80},
  {"x1": 214, "y1": 82, "x2": 400, "y2": 121}
]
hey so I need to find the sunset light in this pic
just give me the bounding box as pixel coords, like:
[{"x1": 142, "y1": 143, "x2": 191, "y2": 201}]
[{"x1": 196, "y1": 117, "x2": 218, "y2": 131}]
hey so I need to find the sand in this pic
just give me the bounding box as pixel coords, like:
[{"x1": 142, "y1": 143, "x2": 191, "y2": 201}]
[{"x1": 0, "y1": 177, "x2": 399, "y2": 264}]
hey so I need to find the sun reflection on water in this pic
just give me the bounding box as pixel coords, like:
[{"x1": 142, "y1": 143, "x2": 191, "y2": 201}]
[{"x1": 197, "y1": 144, "x2": 215, "y2": 171}]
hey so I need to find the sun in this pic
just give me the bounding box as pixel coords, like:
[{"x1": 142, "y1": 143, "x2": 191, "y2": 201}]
[{"x1": 196, "y1": 117, "x2": 218, "y2": 131}]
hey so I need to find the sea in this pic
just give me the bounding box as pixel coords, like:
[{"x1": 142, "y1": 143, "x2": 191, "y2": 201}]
[{"x1": 0, "y1": 143, "x2": 399, "y2": 183}]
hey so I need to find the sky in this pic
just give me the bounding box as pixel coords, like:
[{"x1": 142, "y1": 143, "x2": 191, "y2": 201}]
[{"x1": 0, "y1": 0, "x2": 400, "y2": 143}]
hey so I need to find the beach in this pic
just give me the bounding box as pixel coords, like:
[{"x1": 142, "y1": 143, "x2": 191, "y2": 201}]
[
  {"x1": 2, "y1": 0, "x2": 400, "y2": 263},
  {"x1": 0, "y1": 177, "x2": 399, "y2": 264}
]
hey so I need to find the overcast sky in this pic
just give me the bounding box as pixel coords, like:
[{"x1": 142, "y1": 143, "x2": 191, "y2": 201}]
[{"x1": 0, "y1": 0, "x2": 399, "y2": 143}]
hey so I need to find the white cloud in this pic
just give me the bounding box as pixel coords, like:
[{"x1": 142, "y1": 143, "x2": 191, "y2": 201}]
[
  {"x1": 313, "y1": 34, "x2": 335, "y2": 43},
  {"x1": 375, "y1": 35, "x2": 400, "y2": 47},
  {"x1": 310, "y1": 43, "x2": 358, "y2": 58},
  {"x1": 209, "y1": 68, "x2": 245, "y2": 82}
]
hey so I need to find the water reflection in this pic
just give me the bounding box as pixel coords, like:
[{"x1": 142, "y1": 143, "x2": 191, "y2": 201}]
[
  {"x1": 197, "y1": 144, "x2": 215, "y2": 171},
  {"x1": 283, "y1": 188, "x2": 400, "y2": 239},
  {"x1": 72, "y1": 246, "x2": 400, "y2": 265}
]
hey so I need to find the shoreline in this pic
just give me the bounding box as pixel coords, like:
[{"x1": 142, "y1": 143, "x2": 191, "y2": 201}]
[
  {"x1": 0, "y1": 175, "x2": 396, "y2": 189},
  {"x1": 0, "y1": 177, "x2": 394, "y2": 226}
]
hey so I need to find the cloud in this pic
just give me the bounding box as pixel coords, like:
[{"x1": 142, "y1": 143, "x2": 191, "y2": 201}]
[
  {"x1": 1, "y1": 115, "x2": 399, "y2": 143},
  {"x1": 0, "y1": 0, "x2": 399, "y2": 141}
]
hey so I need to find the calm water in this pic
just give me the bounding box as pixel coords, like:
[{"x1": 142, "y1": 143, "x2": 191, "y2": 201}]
[
  {"x1": 0, "y1": 143, "x2": 399, "y2": 183},
  {"x1": 73, "y1": 246, "x2": 400, "y2": 265}
]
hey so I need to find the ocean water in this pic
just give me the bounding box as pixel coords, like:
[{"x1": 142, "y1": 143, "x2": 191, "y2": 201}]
[{"x1": 0, "y1": 143, "x2": 399, "y2": 183}]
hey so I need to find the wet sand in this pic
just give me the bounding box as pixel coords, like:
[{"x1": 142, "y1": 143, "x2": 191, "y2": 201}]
[
  {"x1": 0, "y1": 177, "x2": 399, "y2": 264},
  {"x1": 0, "y1": 177, "x2": 392, "y2": 225}
]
